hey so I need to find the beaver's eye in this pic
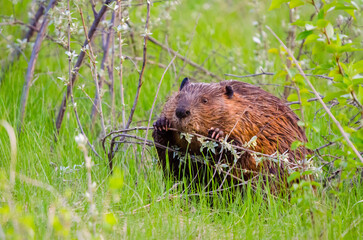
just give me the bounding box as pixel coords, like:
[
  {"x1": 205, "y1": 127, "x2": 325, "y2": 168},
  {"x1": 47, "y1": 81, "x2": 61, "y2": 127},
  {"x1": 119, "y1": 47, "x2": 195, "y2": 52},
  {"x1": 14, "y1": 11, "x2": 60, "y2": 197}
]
[{"x1": 202, "y1": 98, "x2": 208, "y2": 104}]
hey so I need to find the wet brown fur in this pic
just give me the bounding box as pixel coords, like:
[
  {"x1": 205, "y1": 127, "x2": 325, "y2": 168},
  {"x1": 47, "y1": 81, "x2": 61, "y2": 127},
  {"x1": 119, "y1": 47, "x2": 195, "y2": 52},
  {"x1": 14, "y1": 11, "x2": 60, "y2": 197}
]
[{"x1": 152, "y1": 80, "x2": 311, "y2": 191}]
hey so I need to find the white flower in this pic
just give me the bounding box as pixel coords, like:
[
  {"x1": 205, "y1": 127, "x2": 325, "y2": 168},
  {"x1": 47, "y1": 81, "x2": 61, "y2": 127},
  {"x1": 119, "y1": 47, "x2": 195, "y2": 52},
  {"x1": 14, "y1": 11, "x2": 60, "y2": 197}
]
[
  {"x1": 65, "y1": 50, "x2": 78, "y2": 60},
  {"x1": 305, "y1": 24, "x2": 315, "y2": 31},
  {"x1": 75, "y1": 134, "x2": 86, "y2": 145},
  {"x1": 253, "y1": 36, "x2": 261, "y2": 45}
]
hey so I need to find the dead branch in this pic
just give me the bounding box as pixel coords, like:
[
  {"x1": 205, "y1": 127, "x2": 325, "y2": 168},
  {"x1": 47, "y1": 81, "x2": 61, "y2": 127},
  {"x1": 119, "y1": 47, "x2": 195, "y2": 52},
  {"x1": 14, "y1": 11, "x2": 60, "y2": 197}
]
[
  {"x1": 55, "y1": 0, "x2": 114, "y2": 137},
  {"x1": 107, "y1": 1, "x2": 151, "y2": 171},
  {"x1": 225, "y1": 72, "x2": 334, "y2": 81},
  {"x1": 174, "y1": 15, "x2": 199, "y2": 82},
  {"x1": 67, "y1": 0, "x2": 100, "y2": 158},
  {"x1": 18, "y1": 0, "x2": 58, "y2": 134},
  {"x1": 118, "y1": 4, "x2": 126, "y2": 129},
  {"x1": 148, "y1": 36, "x2": 223, "y2": 81},
  {"x1": 79, "y1": 7, "x2": 106, "y2": 137},
  {"x1": 266, "y1": 25, "x2": 363, "y2": 163},
  {"x1": 125, "y1": 1, "x2": 151, "y2": 129},
  {"x1": 140, "y1": 54, "x2": 177, "y2": 163},
  {"x1": 90, "y1": 12, "x2": 115, "y2": 127}
]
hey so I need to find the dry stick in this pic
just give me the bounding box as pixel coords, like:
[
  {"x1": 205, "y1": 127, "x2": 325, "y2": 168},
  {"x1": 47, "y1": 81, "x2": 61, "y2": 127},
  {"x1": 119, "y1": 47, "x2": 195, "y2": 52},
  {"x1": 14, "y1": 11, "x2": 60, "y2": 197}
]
[
  {"x1": 225, "y1": 72, "x2": 334, "y2": 80},
  {"x1": 65, "y1": 2, "x2": 101, "y2": 158},
  {"x1": 106, "y1": 127, "x2": 289, "y2": 161},
  {"x1": 55, "y1": 0, "x2": 114, "y2": 137},
  {"x1": 109, "y1": 14, "x2": 116, "y2": 128},
  {"x1": 140, "y1": 54, "x2": 177, "y2": 162},
  {"x1": 0, "y1": 3, "x2": 45, "y2": 83},
  {"x1": 148, "y1": 36, "x2": 224, "y2": 81},
  {"x1": 90, "y1": 12, "x2": 115, "y2": 127},
  {"x1": 79, "y1": 8, "x2": 106, "y2": 137},
  {"x1": 125, "y1": 1, "x2": 150, "y2": 129},
  {"x1": 107, "y1": 1, "x2": 151, "y2": 170},
  {"x1": 117, "y1": 4, "x2": 126, "y2": 129},
  {"x1": 18, "y1": 0, "x2": 58, "y2": 134},
  {"x1": 266, "y1": 25, "x2": 363, "y2": 163},
  {"x1": 175, "y1": 15, "x2": 199, "y2": 82}
]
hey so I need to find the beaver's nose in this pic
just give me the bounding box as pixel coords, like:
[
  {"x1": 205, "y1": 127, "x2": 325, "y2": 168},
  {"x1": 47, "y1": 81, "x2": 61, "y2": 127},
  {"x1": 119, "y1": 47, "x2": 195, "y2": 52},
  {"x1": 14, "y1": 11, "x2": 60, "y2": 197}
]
[{"x1": 175, "y1": 107, "x2": 190, "y2": 119}]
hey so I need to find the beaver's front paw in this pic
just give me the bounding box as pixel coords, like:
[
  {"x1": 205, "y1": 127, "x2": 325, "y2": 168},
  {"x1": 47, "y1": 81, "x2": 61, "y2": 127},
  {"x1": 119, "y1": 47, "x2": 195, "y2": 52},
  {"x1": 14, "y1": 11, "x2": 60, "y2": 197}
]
[
  {"x1": 208, "y1": 127, "x2": 224, "y2": 141},
  {"x1": 153, "y1": 117, "x2": 171, "y2": 132}
]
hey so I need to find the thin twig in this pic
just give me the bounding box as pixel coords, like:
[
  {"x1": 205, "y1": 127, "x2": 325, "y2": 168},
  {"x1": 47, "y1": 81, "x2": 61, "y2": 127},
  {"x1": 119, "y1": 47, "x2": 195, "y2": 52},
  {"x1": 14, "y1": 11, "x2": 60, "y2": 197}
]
[
  {"x1": 287, "y1": 97, "x2": 322, "y2": 106},
  {"x1": 108, "y1": 1, "x2": 151, "y2": 171},
  {"x1": 175, "y1": 14, "x2": 200, "y2": 82},
  {"x1": 90, "y1": 12, "x2": 115, "y2": 127},
  {"x1": 79, "y1": 7, "x2": 106, "y2": 137},
  {"x1": 225, "y1": 72, "x2": 334, "y2": 80},
  {"x1": 266, "y1": 25, "x2": 363, "y2": 163},
  {"x1": 148, "y1": 36, "x2": 223, "y2": 81},
  {"x1": 68, "y1": 3, "x2": 101, "y2": 158},
  {"x1": 140, "y1": 54, "x2": 177, "y2": 163},
  {"x1": 55, "y1": 0, "x2": 114, "y2": 137},
  {"x1": 125, "y1": 1, "x2": 151, "y2": 129},
  {"x1": 117, "y1": 4, "x2": 126, "y2": 129}
]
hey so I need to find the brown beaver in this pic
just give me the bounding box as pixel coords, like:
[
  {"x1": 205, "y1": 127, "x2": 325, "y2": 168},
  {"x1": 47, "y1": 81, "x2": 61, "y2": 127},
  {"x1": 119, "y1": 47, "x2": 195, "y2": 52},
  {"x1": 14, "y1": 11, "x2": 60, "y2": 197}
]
[{"x1": 152, "y1": 78, "x2": 311, "y2": 192}]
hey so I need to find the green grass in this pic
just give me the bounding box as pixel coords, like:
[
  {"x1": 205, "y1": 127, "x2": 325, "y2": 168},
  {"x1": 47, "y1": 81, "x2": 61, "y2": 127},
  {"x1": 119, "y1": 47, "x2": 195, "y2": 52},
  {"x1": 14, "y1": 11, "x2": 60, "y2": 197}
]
[{"x1": 1, "y1": 0, "x2": 363, "y2": 239}]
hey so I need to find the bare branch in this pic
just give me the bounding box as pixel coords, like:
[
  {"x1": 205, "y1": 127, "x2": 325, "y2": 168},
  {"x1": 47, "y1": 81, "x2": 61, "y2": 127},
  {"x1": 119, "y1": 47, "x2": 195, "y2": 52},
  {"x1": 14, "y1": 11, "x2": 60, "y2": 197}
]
[
  {"x1": 140, "y1": 54, "x2": 177, "y2": 163},
  {"x1": 148, "y1": 36, "x2": 224, "y2": 81},
  {"x1": 125, "y1": 1, "x2": 151, "y2": 129},
  {"x1": 67, "y1": 1, "x2": 101, "y2": 158},
  {"x1": 90, "y1": 12, "x2": 115, "y2": 127},
  {"x1": 107, "y1": 1, "x2": 151, "y2": 171},
  {"x1": 55, "y1": 0, "x2": 114, "y2": 137},
  {"x1": 225, "y1": 72, "x2": 334, "y2": 81},
  {"x1": 117, "y1": 4, "x2": 126, "y2": 129},
  {"x1": 79, "y1": 7, "x2": 106, "y2": 137}
]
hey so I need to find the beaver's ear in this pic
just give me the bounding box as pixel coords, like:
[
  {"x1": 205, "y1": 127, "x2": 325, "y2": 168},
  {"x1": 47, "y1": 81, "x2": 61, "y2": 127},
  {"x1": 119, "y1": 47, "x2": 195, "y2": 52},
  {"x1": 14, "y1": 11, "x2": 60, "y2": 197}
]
[
  {"x1": 225, "y1": 86, "x2": 234, "y2": 99},
  {"x1": 180, "y1": 77, "x2": 189, "y2": 91}
]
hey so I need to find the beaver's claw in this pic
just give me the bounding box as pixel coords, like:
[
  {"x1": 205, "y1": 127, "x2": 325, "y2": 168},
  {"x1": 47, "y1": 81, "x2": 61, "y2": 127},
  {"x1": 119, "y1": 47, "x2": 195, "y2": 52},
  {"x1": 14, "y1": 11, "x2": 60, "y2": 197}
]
[
  {"x1": 153, "y1": 117, "x2": 171, "y2": 132},
  {"x1": 208, "y1": 127, "x2": 224, "y2": 141}
]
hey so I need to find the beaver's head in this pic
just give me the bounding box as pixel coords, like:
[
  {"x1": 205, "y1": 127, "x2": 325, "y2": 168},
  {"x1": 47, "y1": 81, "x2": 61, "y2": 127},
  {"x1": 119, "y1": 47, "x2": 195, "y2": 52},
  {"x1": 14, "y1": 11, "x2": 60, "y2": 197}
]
[{"x1": 171, "y1": 78, "x2": 234, "y2": 134}]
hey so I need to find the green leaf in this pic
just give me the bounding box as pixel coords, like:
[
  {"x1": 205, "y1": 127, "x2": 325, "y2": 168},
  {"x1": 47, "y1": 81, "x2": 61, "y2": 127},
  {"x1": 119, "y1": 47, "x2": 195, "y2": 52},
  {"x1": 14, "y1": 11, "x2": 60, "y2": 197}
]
[
  {"x1": 296, "y1": 30, "x2": 313, "y2": 41},
  {"x1": 304, "y1": 33, "x2": 319, "y2": 45},
  {"x1": 326, "y1": 23, "x2": 334, "y2": 39},
  {"x1": 353, "y1": 60, "x2": 363, "y2": 74},
  {"x1": 269, "y1": 0, "x2": 289, "y2": 10},
  {"x1": 288, "y1": 171, "x2": 301, "y2": 183},
  {"x1": 317, "y1": 8, "x2": 325, "y2": 20},
  {"x1": 291, "y1": 140, "x2": 303, "y2": 150},
  {"x1": 292, "y1": 19, "x2": 310, "y2": 27},
  {"x1": 317, "y1": 19, "x2": 329, "y2": 28},
  {"x1": 289, "y1": 0, "x2": 305, "y2": 9},
  {"x1": 287, "y1": 93, "x2": 298, "y2": 102},
  {"x1": 323, "y1": 90, "x2": 346, "y2": 102},
  {"x1": 352, "y1": 78, "x2": 363, "y2": 86}
]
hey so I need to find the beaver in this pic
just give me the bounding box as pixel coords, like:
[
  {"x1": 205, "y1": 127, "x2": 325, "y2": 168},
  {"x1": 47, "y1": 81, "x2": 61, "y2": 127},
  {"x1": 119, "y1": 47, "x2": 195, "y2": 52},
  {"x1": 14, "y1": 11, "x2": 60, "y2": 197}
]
[{"x1": 152, "y1": 78, "x2": 312, "y2": 192}]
